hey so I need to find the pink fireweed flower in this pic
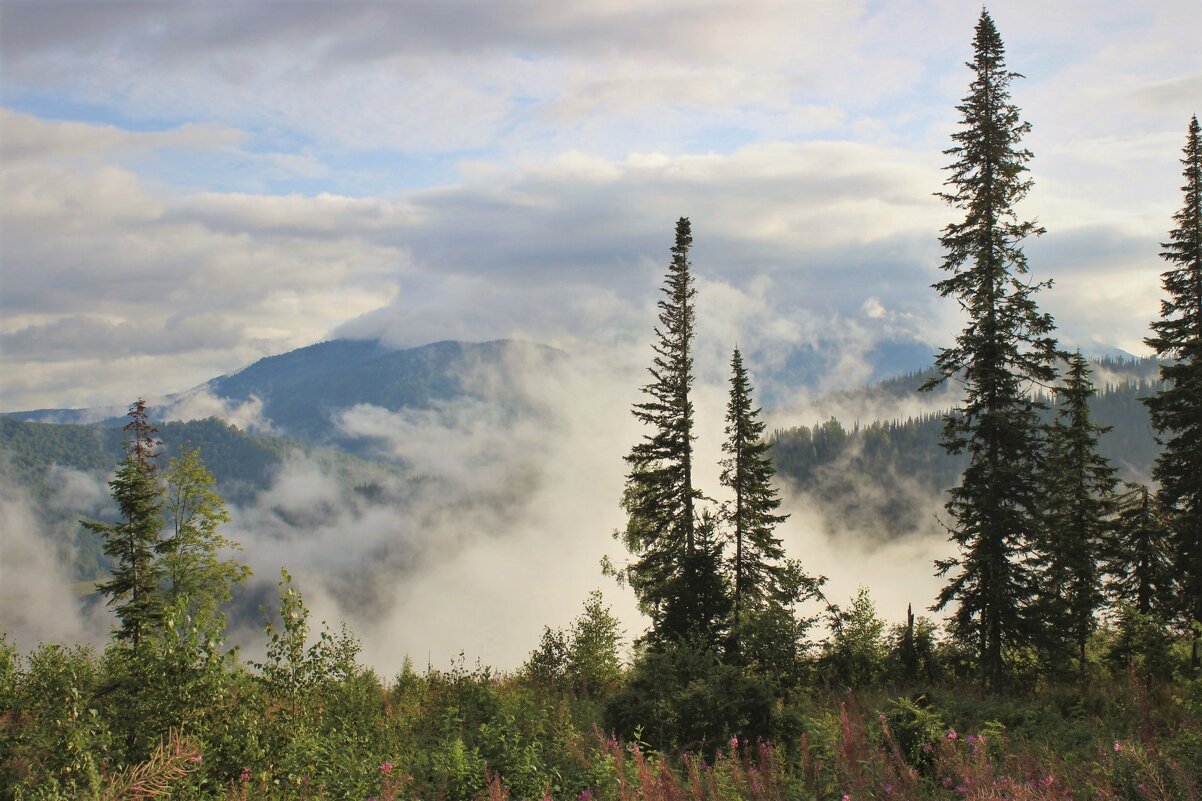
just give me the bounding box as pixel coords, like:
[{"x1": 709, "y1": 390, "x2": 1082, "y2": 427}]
[
  {"x1": 842, "y1": 795, "x2": 851, "y2": 801},
  {"x1": 884, "y1": 784, "x2": 894, "y2": 794},
  {"x1": 731, "y1": 736, "x2": 739, "y2": 749},
  {"x1": 240, "y1": 769, "x2": 251, "y2": 782},
  {"x1": 188, "y1": 754, "x2": 203, "y2": 763},
  {"x1": 946, "y1": 729, "x2": 958, "y2": 740},
  {"x1": 1113, "y1": 741, "x2": 1122, "y2": 752},
  {"x1": 380, "y1": 761, "x2": 394, "y2": 775}
]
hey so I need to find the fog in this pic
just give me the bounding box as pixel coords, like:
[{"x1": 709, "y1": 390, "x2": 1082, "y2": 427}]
[{"x1": 1, "y1": 332, "x2": 957, "y2": 673}]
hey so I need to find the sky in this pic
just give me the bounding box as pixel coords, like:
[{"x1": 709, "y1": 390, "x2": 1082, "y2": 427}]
[{"x1": 1, "y1": 0, "x2": 1199, "y2": 412}]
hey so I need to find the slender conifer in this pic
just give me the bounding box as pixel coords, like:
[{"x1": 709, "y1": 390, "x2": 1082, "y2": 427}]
[
  {"x1": 921, "y1": 10, "x2": 1060, "y2": 689},
  {"x1": 720, "y1": 347, "x2": 788, "y2": 644},
  {"x1": 86, "y1": 399, "x2": 165, "y2": 649},
  {"x1": 621, "y1": 218, "x2": 727, "y2": 646},
  {"x1": 1144, "y1": 115, "x2": 1202, "y2": 667},
  {"x1": 1037, "y1": 352, "x2": 1117, "y2": 671}
]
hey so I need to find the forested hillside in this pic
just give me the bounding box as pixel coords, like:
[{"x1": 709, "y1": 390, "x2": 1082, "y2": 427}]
[{"x1": 769, "y1": 359, "x2": 1163, "y2": 537}]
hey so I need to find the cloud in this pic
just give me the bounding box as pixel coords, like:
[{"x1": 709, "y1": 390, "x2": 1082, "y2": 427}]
[
  {"x1": 0, "y1": 108, "x2": 246, "y2": 164},
  {"x1": 161, "y1": 389, "x2": 277, "y2": 435},
  {"x1": 0, "y1": 477, "x2": 112, "y2": 651}
]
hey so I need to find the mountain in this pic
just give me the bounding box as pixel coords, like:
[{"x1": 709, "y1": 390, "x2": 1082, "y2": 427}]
[{"x1": 8, "y1": 338, "x2": 562, "y2": 447}]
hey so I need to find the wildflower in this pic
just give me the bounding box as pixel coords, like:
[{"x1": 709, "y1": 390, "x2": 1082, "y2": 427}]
[
  {"x1": 956, "y1": 785, "x2": 968, "y2": 794},
  {"x1": 946, "y1": 729, "x2": 958, "y2": 740},
  {"x1": 941, "y1": 777, "x2": 953, "y2": 788},
  {"x1": 579, "y1": 790, "x2": 594, "y2": 801},
  {"x1": 966, "y1": 734, "x2": 977, "y2": 744},
  {"x1": 879, "y1": 713, "x2": 887, "y2": 722},
  {"x1": 380, "y1": 761, "x2": 394, "y2": 775},
  {"x1": 884, "y1": 784, "x2": 894, "y2": 794},
  {"x1": 843, "y1": 795, "x2": 851, "y2": 801},
  {"x1": 1113, "y1": 741, "x2": 1122, "y2": 753},
  {"x1": 731, "y1": 736, "x2": 739, "y2": 749},
  {"x1": 240, "y1": 769, "x2": 251, "y2": 782},
  {"x1": 188, "y1": 754, "x2": 203, "y2": 763}
]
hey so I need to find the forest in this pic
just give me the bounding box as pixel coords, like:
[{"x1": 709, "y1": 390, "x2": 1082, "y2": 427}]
[{"x1": 3, "y1": 10, "x2": 1202, "y2": 801}]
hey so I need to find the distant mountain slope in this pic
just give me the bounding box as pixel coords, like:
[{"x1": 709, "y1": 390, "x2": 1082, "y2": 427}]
[
  {"x1": 8, "y1": 338, "x2": 562, "y2": 446},
  {"x1": 770, "y1": 357, "x2": 1163, "y2": 540}
]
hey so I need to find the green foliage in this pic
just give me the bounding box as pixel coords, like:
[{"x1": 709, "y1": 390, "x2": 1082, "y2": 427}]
[
  {"x1": 1105, "y1": 483, "x2": 1176, "y2": 619},
  {"x1": 823, "y1": 588, "x2": 889, "y2": 690},
  {"x1": 1036, "y1": 352, "x2": 1117, "y2": 672},
  {"x1": 922, "y1": 10, "x2": 1061, "y2": 690},
  {"x1": 882, "y1": 695, "x2": 946, "y2": 775},
  {"x1": 720, "y1": 347, "x2": 793, "y2": 652},
  {"x1": 1, "y1": 642, "x2": 110, "y2": 800},
  {"x1": 86, "y1": 400, "x2": 166, "y2": 649},
  {"x1": 158, "y1": 447, "x2": 251, "y2": 628},
  {"x1": 606, "y1": 639, "x2": 788, "y2": 755},
  {"x1": 1144, "y1": 115, "x2": 1202, "y2": 664},
  {"x1": 620, "y1": 217, "x2": 729, "y2": 648}
]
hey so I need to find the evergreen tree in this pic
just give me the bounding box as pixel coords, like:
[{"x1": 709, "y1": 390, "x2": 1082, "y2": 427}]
[
  {"x1": 1104, "y1": 483, "x2": 1174, "y2": 618},
  {"x1": 85, "y1": 399, "x2": 164, "y2": 650},
  {"x1": 719, "y1": 347, "x2": 788, "y2": 644},
  {"x1": 158, "y1": 447, "x2": 251, "y2": 630},
  {"x1": 921, "y1": 10, "x2": 1060, "y2": 689},
  {"x1": 620, "y1": 217, "x2": 726, "y2": 646},
  {"x1": 1037, "y1": 352, "x2": 1117, "y2": 671},
  {"x1": 1143, "y1": 115, "x2": 1202, "y2": 668}
]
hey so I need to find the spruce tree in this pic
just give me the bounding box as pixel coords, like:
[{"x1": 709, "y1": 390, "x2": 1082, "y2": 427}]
[
  {"x1": 921, "y1": 10, "x2": 1060, "y2": 689},
  {"x1": 719, "y1": 347, "x2": 788, "y2": 642},
  {"x1": 1037, "y1": 352, "x2": 1117, "y2": 670},
  {"x1": 85, "y1": 399, "x2": 164, "y2": 649},
  {"x1": 1143, "y1": 115, "x2": 1202, "y2": 668},
  {"x1": 1104, "y1": 483, "x2": 1174, "y2": 618},
  {"x1": 621, "y1": 217, "x2": 726, "y2": 645}
]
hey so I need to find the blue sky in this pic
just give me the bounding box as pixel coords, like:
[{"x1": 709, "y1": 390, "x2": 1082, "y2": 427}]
[{"x1": 1, "y1": 0, "x2": 1199, "y2": 410}]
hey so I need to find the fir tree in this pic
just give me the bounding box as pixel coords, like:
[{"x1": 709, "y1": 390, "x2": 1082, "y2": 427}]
[
  {"x1": 621, "y1": 217, "x2": 727, "y2": 645},
  {"x1": 1037, "y1": 352, "x2": 1117, "y2": 671},
  {"x1": 921, "y1": 10, "x2": 1060, "y2": 689},
  {"x1": 85, "y1": 399, "x2": 165, "y2": 649},
  {"x1": 719, "y1": 347, "x2": 788, "y2": 644},
  {"x1": 1143, "y1": 115, "x2": 1202, "y2": 668},
  {"x1": 1104, "y1": 483, "x2": 1174, "y2": 618}
]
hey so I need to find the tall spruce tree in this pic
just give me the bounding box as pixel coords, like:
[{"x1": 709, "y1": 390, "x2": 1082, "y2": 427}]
[
  {"x1": 621, "y1": 218, "x2": 727, "y2": 645},
  {"x1": 921, "y1": 10, "x2": 1060, "y2": 689},
  {"x1": 85, "y1": 399, "x2": 165, "y2": 649},
  {"x1": 1144, "y1": 115, "x2": 1202, "y2": 668},
  {"x1": 719, "y1": 347, "x2": 788, "y2": 641},
  {"x1": 1037, "y1": 352, "x2": 1117, "y2": 670}
]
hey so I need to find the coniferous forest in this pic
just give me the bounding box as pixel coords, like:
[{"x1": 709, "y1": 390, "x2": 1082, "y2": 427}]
[{"x1": 3, "y1": 10, "x2": 1202, "y2": 801}]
